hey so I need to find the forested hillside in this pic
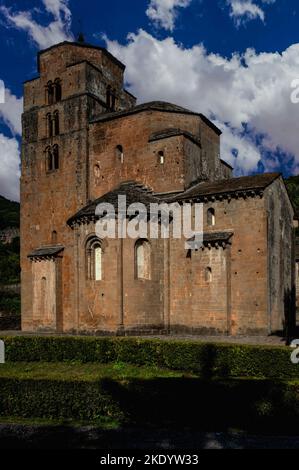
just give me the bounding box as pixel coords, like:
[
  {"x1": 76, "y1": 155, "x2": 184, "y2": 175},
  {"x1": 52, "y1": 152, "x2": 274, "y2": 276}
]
[
  {"x1": 285, "y1": 176, "x2": 299, "y2": 214},
  {"x1": 0, "y1": 195, "x2": 20, "y2": 320},
  {"x1": 0, "y1": 195, "x2": 20, "y2": 231}
]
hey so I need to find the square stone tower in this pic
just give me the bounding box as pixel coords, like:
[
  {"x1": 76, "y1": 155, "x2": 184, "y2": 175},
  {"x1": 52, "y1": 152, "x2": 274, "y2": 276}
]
[{"x1": 21, "y1": 41, "x2": 135, "y2": 331}]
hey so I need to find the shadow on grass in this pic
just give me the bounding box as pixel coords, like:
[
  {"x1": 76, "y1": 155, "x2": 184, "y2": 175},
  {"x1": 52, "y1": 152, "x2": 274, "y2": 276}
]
[
  {"x1": 99, "y1": 376, "x2": 299, "y2": 434},
  {"x1": 1, "y1": 375, "x2": 298, "y2": 442},
  {"x1": 1, "y1": 375, "x2": 299, "y2": 449}
]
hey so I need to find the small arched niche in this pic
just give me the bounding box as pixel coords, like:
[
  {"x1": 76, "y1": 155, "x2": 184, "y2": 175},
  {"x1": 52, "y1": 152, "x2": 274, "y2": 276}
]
[
  {"x1": 207, "y1": 208, "x2": 215, "y2": 226},
  {"x1": 115, "y1": 145, "x2": 124, "y2": 164},
  {"x1": 94, "y1": 164, "x2": 101, "y2": 178},
  {"x1": 158, "y1": 150, "x2": 165, "y2": 165},
  {"x1": 205, "y1": 267, "x2": 212, "y2": 283},
  {"x1": 135, "y1": 239, "x2": 151, "y2": 280},
  {"x1": 51, "y1": 230, "x2": 58, "y2": 244}
]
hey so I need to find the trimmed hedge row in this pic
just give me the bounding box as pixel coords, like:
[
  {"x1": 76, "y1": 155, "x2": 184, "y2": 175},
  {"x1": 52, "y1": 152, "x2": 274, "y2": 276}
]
[
  {"x1": 0, "y1": 335, "x2": 298, "y2": 380},
  {"x1": 1, "y1": 374, "x2": 299, "y2": 433}
]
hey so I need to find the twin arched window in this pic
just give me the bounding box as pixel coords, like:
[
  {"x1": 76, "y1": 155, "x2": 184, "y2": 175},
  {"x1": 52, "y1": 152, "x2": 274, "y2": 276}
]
[
  {"x1": 46, "y1": 79, "x2": 62, "y2": 105},
  {"x1": 86, "y1": 238, "x2": 102, "y2": 281},
  {"x1": 106, "y1": 85, "x2": 117, "y2": 111},
  {"x1": 85, "y1": 238, "x2": 151, "y2": 282},
  {"x1": 46, "y1": 111, "x2": 60, "y2": 137},
  {"x1": 46, "y1": 145, "x2": 59, "y2": 172}
]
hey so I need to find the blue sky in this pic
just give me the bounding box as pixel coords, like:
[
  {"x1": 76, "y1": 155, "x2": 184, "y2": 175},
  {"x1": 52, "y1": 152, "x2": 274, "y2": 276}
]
[{"x1": 0, "y1": 0, "x2": 298, "y2": 200}]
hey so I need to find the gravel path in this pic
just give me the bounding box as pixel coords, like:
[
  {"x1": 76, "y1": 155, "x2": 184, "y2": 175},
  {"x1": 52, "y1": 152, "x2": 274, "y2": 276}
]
[{"x1": 0, "y1": 425, "x2": 299, "y2": 449}]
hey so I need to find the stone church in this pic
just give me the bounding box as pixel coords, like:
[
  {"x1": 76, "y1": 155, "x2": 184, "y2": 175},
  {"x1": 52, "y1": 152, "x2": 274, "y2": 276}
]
[{"x1": 21, "y1": 40, "x2": 296, "y2": 336}]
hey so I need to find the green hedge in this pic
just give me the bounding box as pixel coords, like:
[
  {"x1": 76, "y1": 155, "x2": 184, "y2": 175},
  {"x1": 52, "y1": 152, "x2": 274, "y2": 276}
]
[
  {"x1": 0, "y1": 335, "x2": 298, "y2": 380},
  {"x1": 1, "y1": 373, "x2": 299, "y2": 433}
]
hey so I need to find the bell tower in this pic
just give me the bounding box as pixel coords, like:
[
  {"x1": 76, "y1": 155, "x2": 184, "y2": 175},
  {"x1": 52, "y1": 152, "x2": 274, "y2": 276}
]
[{"x1": 21, "y1": 41, "x2": 136, "y2": 332}]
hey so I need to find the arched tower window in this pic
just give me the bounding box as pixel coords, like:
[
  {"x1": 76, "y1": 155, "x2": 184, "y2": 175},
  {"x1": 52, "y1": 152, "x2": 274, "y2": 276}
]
[
  {"x1": 106, "y1": 85, "x2": 112, "y2": 110},
  {"x1": 111, "y1": 89, "x2": 117, "y2": 111},
  {"x1": 135, "y1": 239, "x2": 151, "y2": 280},
  {"x1": 46, "y1": 146, "x2": 53, "y2": 171},
  {"x1": 116, "y1": 145, "x2": 124, "y2": 164},
  {"x1": 205, "y1": 267, "x2": 212, "y2": 283},
  {"x1": 47, "y1": 81, "x2": 54, "y2": 105},
  {"x1": 53, "y1": 111, "x2": 60, "y2": 135},
  {"x1": 46, "y1": 145, "x2": 59, "y2": 172},
  {"x1": 53, "y1": 145, "x2": 59, "y2": 170},
  {"x1": 46, "y1": 113, "x2": 52, "y2": 138},
  {"x1": 86, "y1": 238, "x2": 103, "y2": 281},
  {"x1": 54, "y1": 79, "x2": 62, "y2": 102},
  {"x1": 207, "y1": 208, "x2": 215, "y2": 226}
]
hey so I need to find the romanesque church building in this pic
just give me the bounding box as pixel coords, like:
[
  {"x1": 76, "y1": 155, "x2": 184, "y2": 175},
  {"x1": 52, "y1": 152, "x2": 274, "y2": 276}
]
[{"x1": 21, "y1": 41, "x2": 296, "y2": 336}]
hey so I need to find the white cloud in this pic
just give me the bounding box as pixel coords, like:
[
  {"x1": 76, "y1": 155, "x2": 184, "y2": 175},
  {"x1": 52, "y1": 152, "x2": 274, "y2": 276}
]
[
  {"x1": 0, "y1": 88, "x2": 23, "y2": 200},
  {"x1": 0, "y1": 134, "x2": 20, "y2": 202},
  {"x1": 0, "y1": 89, "x2": 23, "y2": 136},
  {"x1": 0, "y1": 0, "x2": 73, "y2": 50},
  {"x1": 0, "y1": 1, "x2": 73, "y2": 200},
  {"x1": 106, "y1": 30, "x2": 299, "y2": 174},
  {"x1": 214, "y1": 120, "x2": 262, "y2": 173},
  {"x1": 146, "y1": 0, "x2": 192, "y2": 31},
  {"x1": 227, "y1": 0, "x2": 276, "y2": 25}
]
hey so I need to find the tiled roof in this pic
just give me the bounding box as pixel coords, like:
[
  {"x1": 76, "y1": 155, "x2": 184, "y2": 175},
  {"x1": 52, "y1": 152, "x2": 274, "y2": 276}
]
[
  {"x1": 168, "y1": 173, "x2": 281, "y2": 201},
  {"x1": 186, "y1": 231, "x2": 234, "y2": 249},
  {"x1": 28, "y1": 245, "x2": 64, "y2": 259},
  {"x1": 67, "y1": 182, "x2": 159, "y2": 226},
  {"x1": 68, "y1": 174, "x2": 281, "y2": 226}
]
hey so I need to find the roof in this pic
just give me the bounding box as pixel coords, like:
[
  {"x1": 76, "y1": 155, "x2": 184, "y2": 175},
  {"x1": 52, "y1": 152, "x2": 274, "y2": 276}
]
[
  {"x1": 37, "y1": 41, "x2": 126, "y2": 72},
  {"x1": 90, "y1": 101, "x2": 222, "y2": 135},
  {"x1": 68, "y1": 174, "x2": 282, "y2": 225},
  {"x1": 186, "y1": 231, "x2": 234, "y2": 249},
  {"x1": 67, "y1": 182, "x2": 160, "y2": 226},
  {"x1": 28, "y1": 245, "x2": 64, "y2": 260},
  {"x1": 220, "y1": 159, "x2": 234, "y2": 170},
  {"x1": 169, "y1": 173, "x2": 281, "y2": 202},
  {"x1": 149, "y1": 128, "x2": 201, "y2": 147}
]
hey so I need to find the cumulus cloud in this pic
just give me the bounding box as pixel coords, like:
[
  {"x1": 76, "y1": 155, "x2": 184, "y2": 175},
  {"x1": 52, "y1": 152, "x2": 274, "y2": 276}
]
[
  {"x1": 0, "y1": 89, "x2": 23, "y2": 136},
  {"x1": 0, "y1": 0, "x2": 73, "y2": 49},
  {"x1": 0, "y1": 134, "x2": 20, "y2": 202},
  {"x1": 0, "y1": 87, "x2": 23, "y2": 200},
  {"x1": 227, "y1": 0, "x2": 276, "y2": 25},
  {"x1": 0, "y1": 1, "x2": 73, "y2": 200},
  {"x1": 146, "y1": 0, "x2": 192, "y2": 31},
  {"x1": 106, "y1": 30, "x2": 299, "y2": 174}
]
